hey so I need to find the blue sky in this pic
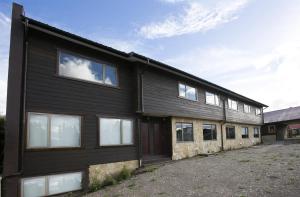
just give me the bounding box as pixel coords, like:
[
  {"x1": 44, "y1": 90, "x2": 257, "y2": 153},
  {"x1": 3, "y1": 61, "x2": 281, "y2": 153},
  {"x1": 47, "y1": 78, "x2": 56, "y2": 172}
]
[{"x1": 1, "y1": 0, "x2": 300, "y2": 114}]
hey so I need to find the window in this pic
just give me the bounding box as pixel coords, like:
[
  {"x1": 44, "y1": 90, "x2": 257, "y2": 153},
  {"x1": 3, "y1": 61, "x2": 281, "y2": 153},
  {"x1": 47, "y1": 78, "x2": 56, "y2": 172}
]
[
  {"x1": 59, "y1": 51, "x2": 118, "y2": 86},
  {"x1": 243, "y1": 104, "x2": 251, "y2": 113},
  {"x1": 203, "y1": 124, "x2": 217, "y2": 140},
  {"x1": 255, "y1": 108, "x2": 261, "y2": 115},
  {"x1": 254, "y1": 127, "x2": 260, "y2": 138},
  {"x1": 27, "y1": 113, "x2": 81, "y2": 148},
  {"x1": 176, "y1": 123, "x2": 193, "y2": 142},
  {"x1": 226, "y1": 126, "x2": 235, "y2": 139},
  {"x1": 241, "y1": 127, "x2": 249, "y2": 138},
  {"x1": 205, "y1": 92, "x2": 219, "y2": 106},
  {"x1": 178, "y1": 83, "x2": 197, "y2": 101},
  {"x1": 228, "y1": 98, "x2": 238, "y2": 110},
  {"x1": 99, "y1": 118, "x2": 133, "y2": 146},
  {"x1": 21, "y1": 172, "x2": 82, "y2": 197}
]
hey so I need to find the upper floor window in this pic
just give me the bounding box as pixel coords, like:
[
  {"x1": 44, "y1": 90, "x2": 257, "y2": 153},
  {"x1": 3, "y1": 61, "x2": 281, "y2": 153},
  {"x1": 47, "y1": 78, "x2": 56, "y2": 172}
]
[
  {"x1": 59, "y1": 51, "x2": 118, "y2": 86},
  {"x1": 203, "y1": 124, "x2": 217, "y2": 140},
  {"x1": 255, "y1": 108, "x2": 261, "y2": 115},
  {"x1": 205, "y1": 92, "x2": 219, "y2": 106},
  {"x1": 21, "y1": 172, "x2": 82, "y2": 197},
  {"x1": 99, "y1": 118, "x2": 133, "y2": 146},
  {"x1": 176, "y1": 123, "x2": 193, "y2": 142},
  {"x1": 226, "y1": 126, "x2": 235, "y2": 139},
  {"x1": 178, "y1": 83, "x2": 197, "y2": 101},
  {"x1": 27, "y1": 113, "x2": 81, "y2": 149},
  {"x1": 254, "y1": 127, "x2": 260, "y2": 138},
  {"x1": 228, "y1": 98, "x2": 238, "y2": 110},
  {"x1": 241, "y1": 127, "x2": 249, "y2": 138},
  {"x1": 243, "y1": 104, "x2": 251, "y2": 113}
]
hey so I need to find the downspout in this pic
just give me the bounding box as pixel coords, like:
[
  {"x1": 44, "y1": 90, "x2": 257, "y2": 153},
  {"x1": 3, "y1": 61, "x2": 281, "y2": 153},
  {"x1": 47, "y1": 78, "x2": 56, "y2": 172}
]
[
  {"x1": 137, "y1": 61, "x2": 149, "y2": 167},
  {"x1": 220, "y1": 97, "x2": 227, "y2": 151}
]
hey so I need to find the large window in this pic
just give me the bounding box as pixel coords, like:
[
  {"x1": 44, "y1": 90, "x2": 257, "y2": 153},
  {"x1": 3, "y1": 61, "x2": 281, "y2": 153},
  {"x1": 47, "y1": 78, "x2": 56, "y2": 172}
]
[
  {"x1": 228, "y1": 98, "x2": 238, "y2": 110},
  {"x1": 178, "y1": 83, "x2": 197, "y2": 101},
  {"x1": 243, "y1": 104, "x2": 251, "y2": 113},
  {"x1": 203, "y1": 124, "x2": 217, "y2": 140},
  {"x1": 59, "y1": 51, "x2": 118, "y2": 86},
  {"x1": 27, "y1": 113, "x2": 81, "y2": 148},
  {"x1": 21, "y1": 172, "x2": 82, "y2": 197},
  {"x1": 255, "y1": 108, "x2": 261, "y2": 115},
  {"x1": 241, "y1": 127, "x2": 249, "y2": 138},
  {"x1": 176, "y1": 123, "x2": 193, "y2": 142},
  {"x1": 254, "y1": 127, "x2": 260, "y2": 138},
  {"x1": 99, "y1": 118, "x2": 133, "y2": 146},
  {"x1": 205, "y1": 92, "x2": 219, "y2": 106},
  {"x1": 226, "y1": 126, "x2": 235, "y2": 139}
]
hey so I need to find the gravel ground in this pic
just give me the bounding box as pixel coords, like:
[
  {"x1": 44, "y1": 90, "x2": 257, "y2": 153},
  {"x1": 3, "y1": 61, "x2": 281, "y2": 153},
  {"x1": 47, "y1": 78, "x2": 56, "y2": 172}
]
[{"x1": 86, "y1": 144, "x2": 300, "y2": 197}]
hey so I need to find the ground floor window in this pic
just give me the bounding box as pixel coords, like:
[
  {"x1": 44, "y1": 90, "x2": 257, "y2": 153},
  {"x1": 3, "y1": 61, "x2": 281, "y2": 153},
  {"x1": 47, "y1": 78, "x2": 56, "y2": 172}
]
[
  {"x1": 21, "y1": 172, "x2": 82, "y2": 197},
  {"x1": 203, "y1": 124, "x2": 217, "y2": 140},
  {"x1": 254, "y1": 127, "x2": 260, "y2": 138},
  {"x1": 27, "y1": 112, "x2": 81, "y2": 149},
  {"x1": 226, "y1": 126, "x2": 235, "y2": 139},
  {"x1": 287, "y1": 128, "x2": 300, "y2": 138},
  {"x1": 99, "y1": 118, "x2": 133, "y2": 146},
  {"x1": 176, "y1": 123, "x2": 193, "y2": 142},
  {"x1": 241, "y1": 127, "x2": 249, "y2": 138}
]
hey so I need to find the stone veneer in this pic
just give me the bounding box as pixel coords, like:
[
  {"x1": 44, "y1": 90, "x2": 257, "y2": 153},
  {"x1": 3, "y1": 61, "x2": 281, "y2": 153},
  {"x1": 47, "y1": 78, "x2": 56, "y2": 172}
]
[
  {"x1": 171, "y1": 117, "x2": 261, "y2": 160},
  {"x1": 171, "y1": 117, "x2": 222, "y2": 160},
  {"x1": 223, "y1": 123, "x2": 261, "y2": 150},
  {"x1": 89, "y1": 160, "x2": 139, "y2": 184}
]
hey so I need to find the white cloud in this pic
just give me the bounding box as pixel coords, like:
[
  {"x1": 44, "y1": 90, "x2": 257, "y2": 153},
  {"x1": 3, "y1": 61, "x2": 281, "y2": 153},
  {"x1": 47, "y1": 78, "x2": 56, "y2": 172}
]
[
  {"x1": 139, "y1": 0, "x2": 249, "y2": 39},
  {"x1": 0, "y1": 12, "x2": 11, "y2": 115},
  {"x1": 164, "y1": 40, "x2": 300, "y2": 111}
]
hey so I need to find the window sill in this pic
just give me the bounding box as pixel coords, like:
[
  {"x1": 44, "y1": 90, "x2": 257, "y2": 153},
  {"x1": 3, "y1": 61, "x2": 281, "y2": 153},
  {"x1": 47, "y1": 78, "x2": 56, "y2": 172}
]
[
  {"x1": 25, "y1": 147, "x2": 84, "y2": 152},
  {"x1": 97, "y1": 144, "x2": 135, "y2": 148},
  {"x1": 177, "y1": 96, "x2": 198, "y2": 102},
  {"x1": 176, "y1": 141, "x2": 194, "y2": 144},
  {"x1": 54, "y1": 74, "x2": 121, "y2": 89},
  {"x1": 203, "y1": 139, "x2": 218, "y2": 141},
  {"x1": 205, "y1": 102, "x2": 222, "y2": 108}
]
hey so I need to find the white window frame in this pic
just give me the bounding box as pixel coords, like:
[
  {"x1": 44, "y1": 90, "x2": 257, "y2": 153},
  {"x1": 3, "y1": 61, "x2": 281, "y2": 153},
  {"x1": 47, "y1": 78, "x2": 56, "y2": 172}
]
[
  {"x1": 228, "y1": 98, "x2": 238, "y2": 111},
  {"x1": 27, "y1": 112, "x2": 81, "y2": 149},
  {"x1": 205, "y1": 91, "x2": 220, "y2": 106},
  {"x1": 58, "y1": 50, "x2": 119, "y2": 87},
  {"x1": 99, "y1": 117, "x2": 134, "y2": 146},
  {"x1": 255, "y1": 108, "x2": 261, "y2": 115},
  {"x1": 178, "y1": 83, "x2": 198, "y2": 101},
  {"x1": 243, "y1": 104, "x2": 251, "y2": 113},
  {"x1": 21, "y1": 172, "x2": 83, "y2": 197}
]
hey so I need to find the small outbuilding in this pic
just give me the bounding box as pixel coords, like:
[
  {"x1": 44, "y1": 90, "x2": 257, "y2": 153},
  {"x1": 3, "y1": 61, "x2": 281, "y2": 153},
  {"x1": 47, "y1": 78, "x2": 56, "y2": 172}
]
[{"x1": 262, "y1": 106, "x2": 300, "y2": 144}]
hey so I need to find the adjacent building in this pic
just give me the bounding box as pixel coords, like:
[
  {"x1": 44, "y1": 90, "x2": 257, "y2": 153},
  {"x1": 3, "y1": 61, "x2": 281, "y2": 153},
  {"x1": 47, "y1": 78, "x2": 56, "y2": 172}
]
[
  {"x1": 2, "y1": 3, "x2": 267, "y2": 197},
  {"x1": 262, "y1": 106, "x2": 300, "y2": 144}
]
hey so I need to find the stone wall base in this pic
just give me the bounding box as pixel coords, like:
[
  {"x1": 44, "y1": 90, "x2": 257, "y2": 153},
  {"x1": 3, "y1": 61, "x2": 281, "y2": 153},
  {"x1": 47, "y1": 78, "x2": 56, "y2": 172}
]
[{"x1": 89, "y1": 160, "x2": 139, "y2": 184}]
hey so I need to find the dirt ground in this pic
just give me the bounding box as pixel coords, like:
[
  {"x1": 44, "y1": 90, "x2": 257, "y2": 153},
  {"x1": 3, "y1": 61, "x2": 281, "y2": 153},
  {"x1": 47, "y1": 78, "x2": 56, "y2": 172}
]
[{"x1": 86, "y1": 144, "x2": 300, "y2": 197}]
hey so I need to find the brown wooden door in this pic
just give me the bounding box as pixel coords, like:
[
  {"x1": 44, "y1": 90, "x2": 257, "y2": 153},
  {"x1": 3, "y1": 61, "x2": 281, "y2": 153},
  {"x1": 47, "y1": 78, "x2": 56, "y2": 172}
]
[{"x1": 141, "y1": 119, "x2": 167, "y2": 156}]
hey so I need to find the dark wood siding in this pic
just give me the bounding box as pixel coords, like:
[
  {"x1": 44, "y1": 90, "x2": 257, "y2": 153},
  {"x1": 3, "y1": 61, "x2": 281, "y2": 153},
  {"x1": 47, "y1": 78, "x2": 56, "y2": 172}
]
[
  {"x1": 142, "y1": 67, "x2": 263, "y2": 125},
  {"x1": 143, "y1": 67, "x2": 224, "y2": 120},
  {"x1": 225, "y1": 101, "x2": 263, "y2": 125},
  {"x1": 22, "y1": 29, "x2": 138, "y2": 176}
]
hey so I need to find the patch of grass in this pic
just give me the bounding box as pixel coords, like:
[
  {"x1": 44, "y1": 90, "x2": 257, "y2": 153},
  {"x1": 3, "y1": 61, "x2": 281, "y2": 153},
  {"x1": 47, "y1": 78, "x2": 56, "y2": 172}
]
[
  {"x1": 144, "y1": 166, "x2": 158, "y2": 172},
  {"x1": 157, "y1": 192, "x2": 167, "y2": 195},
  {"x1": 101, "y1": 175, "x2": 117, "y2": 187},
  {"x1": 239, "y1": 159, "x2": 250, "y2": 163},
  {"x1": 116, "y1": 167, "x2": 131, "y2": 182},
  {"x1": 89, "y1": 167, "x2": 133, "y2": 192},
  {"x1": 127, "y1": 182, "x2": 136, "y2": 189}
]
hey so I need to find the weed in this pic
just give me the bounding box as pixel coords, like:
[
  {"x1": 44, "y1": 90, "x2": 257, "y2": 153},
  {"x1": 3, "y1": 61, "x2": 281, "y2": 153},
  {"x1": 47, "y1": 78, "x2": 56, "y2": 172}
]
[
  {"x1": 239, "y1": 159, "x2": 250, "y2": 163},
  {"x1": 127, "y1": 182, "x2": 136, "y2": 189},
  {"x1": 116, "y1": 167, "x2": 131, "y2": 182},
  {"x1": 150, "y1": 178, "x2": 156, "y2": 182}
]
